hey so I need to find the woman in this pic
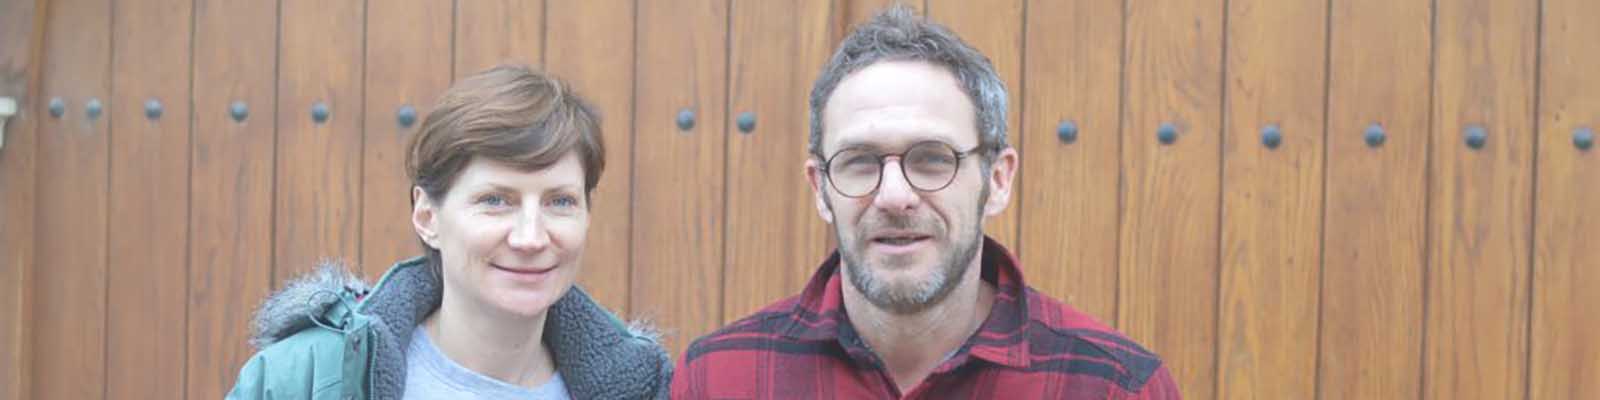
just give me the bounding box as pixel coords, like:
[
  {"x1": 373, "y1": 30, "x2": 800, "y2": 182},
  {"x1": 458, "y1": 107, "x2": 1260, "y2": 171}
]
[{"x1": 227, "y1": 65, "x2": 671, "y2": 399}]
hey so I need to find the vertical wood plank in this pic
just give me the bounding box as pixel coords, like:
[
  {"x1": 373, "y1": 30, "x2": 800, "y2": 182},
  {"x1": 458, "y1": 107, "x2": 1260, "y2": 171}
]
[
  {"x1": 1320, "y1": 0, "x2": 1432, "y2": 398},
  {"x1": 1425, "y1": 0, "x2": 1537, "y2": 398},
  {"x1": 925, "y1": 0, "x2": 1023, "y2": 252},
  {"x1": 1216, "y1": 0, "x2": 1326, "y2": 398},
  {"x1": 631, "y1": 0, "x2": 728, "y2": 356},
  {"x1": 274, "y1": 0, "x2": 365, "y2": 280},
  {"x1": 32, "y1": 0, "x2": 111, "y2": 398},
  {"x1": 0, "y1": 1, "x2": 45, "y2": 399},
  {"x1": 722, "y1": 0, "x2": 834, "y2": 321},
  {"x1": 187, "y1": 0, "x2": 278, "y2": 396},
  {"x1": 106, "y1": 0, "x2": 192, "y2": 398},
  {"x1": 1019, "y1": 0, "x2": 1122, "y2": 324},
  {"x1": 454, "y1": 0, "x2": 544, "y2": 76},
  {"x1": 545, "y1": 0, "x2": 636, "y2": 315},
  {"x1": 1531, "y1": 0, "x2": 1600, "y2": 397},
  {"x1": 361, "y1": 0, "x2": 453, "y2": 279},
  {"x1": 1118, "y1": 0, "x2": 1225, "y2": 397}
]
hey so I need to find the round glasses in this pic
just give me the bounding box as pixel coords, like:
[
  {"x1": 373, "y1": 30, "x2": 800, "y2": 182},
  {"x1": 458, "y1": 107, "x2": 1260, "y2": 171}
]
[{"x1": 821, "y1": 141, "x2": 982, "y2": 198}]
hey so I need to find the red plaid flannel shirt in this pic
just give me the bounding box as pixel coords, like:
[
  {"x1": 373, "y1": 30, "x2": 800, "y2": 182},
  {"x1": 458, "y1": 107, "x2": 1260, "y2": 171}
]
[{"x1": 672, "y1": 237, "x2": 1181, "y2": 399}]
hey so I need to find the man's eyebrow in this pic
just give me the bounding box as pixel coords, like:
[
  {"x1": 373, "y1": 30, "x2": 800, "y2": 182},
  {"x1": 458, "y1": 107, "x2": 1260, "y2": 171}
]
[{"x1": 832, "y1": 140, "x2": 880, "y2": 152}]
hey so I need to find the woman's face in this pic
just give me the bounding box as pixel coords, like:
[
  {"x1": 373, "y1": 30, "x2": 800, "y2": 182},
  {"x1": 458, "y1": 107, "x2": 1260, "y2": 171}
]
[{"x1": 413, "y1": 153, "x2": 589, "y2": 318}]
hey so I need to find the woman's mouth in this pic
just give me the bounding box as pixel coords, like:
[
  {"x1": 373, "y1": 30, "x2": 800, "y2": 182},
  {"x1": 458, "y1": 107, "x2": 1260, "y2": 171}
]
[{"x1": 490, "y1": 263, "x2": 557, "y2": 275}]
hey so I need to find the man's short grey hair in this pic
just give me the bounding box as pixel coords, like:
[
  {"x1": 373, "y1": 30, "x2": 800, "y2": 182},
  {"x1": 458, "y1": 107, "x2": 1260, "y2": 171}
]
[{"x1": 808, "y1": 5, "x2": 1009, "y2": 160}]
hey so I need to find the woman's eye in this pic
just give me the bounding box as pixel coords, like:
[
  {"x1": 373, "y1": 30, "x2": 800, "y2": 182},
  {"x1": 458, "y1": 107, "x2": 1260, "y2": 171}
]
[
  {"x1": 477, "y1": 194, "x2": 509, "y2": 207},
  {"x1": 547, "y1": 195, "x2": 579, "y2": 208}
]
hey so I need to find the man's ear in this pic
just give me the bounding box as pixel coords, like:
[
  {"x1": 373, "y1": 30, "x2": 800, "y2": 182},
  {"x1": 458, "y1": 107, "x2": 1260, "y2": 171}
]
[
  {"x1": 982, "y1": 147, "x2": 1019, "y2": 217},
  {"x1": 412, "y1": 187, "x2": 440, "y2": 248},
  {"x1": 804, "y1": 158, "x2": 834, "y2": 224}
]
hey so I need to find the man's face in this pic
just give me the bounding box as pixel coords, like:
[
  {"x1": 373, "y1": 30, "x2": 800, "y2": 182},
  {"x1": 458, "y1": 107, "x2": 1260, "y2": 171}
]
[{"x1": 805, "y1": 60, "x2": 1016, "y2": 314}]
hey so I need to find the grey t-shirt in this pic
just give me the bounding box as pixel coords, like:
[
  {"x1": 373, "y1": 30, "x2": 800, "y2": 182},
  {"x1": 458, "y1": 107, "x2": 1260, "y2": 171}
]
[{"x1": 404, "y1": 326, "x2": 571, "y2": 400}]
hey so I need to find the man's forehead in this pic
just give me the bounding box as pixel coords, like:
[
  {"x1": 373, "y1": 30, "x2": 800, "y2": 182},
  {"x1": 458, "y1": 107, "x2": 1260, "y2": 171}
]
[
  {"x1": 828, "y1": 61, "x2": 963, "y2": 108},
  {"x1": 828, "y1": 121, "x2": 960, "y2": 151},
  {"x1": 821, "y1": 62, "x2": 977, "y2": 153}
]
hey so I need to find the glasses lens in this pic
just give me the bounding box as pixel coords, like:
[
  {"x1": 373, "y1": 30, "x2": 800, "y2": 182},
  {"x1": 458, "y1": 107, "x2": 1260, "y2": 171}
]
[
  {"x1": 828, "y1": 148, "x2": 881, "y2": 197},
  {"x1": 903, "y1": 142, "x2": 961, "y2": 191}
]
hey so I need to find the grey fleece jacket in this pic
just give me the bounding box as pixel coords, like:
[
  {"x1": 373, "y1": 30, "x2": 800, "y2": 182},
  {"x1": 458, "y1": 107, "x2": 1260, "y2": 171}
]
[{"x1": 230, "y1": 257, "x2": 672, "y2": 400}]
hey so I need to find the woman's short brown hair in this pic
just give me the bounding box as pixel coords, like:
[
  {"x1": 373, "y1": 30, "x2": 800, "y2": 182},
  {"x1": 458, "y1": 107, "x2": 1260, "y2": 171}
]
[
  {"x1": 407, "y1": 64, "x2": 605, "y2": 202},
  {"x1": 406, "y1": 65, "x2": 605, "y2": 268}
]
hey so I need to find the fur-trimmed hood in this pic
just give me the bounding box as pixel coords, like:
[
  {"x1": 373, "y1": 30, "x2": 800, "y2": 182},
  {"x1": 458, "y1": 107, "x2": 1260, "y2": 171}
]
[
  {"x1": 250, "y1": 262, "x2": 371, "y2": 348},
  {"x1": 243, "y1": 258, "x2": 671, "y2": 400}
]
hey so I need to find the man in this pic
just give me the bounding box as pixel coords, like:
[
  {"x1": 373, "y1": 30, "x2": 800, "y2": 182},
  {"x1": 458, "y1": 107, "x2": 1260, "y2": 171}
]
[{"x1": 672, "y1": 6, "x2": 1180, "y2": 399}]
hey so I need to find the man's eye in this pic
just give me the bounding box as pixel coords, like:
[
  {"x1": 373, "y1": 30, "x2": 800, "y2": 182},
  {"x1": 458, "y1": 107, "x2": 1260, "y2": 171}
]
[{"x1": 840, "y1": 154, "x2": 880, "y2": 172}]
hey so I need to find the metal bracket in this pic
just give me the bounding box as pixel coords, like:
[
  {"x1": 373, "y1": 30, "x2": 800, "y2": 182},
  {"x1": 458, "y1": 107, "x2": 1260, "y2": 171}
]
[{"x1": 0, "y1": 97, "x2": 16, "y2": 150}]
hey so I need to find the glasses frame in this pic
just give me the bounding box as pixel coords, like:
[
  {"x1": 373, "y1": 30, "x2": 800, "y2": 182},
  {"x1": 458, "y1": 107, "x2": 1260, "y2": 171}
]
[{"x1": 819, "y1": 141, "x2": 984, "y2": 198}]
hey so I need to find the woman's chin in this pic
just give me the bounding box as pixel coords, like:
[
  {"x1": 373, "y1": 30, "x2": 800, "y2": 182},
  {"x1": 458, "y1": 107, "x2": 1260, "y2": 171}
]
[{"x1": 484, "y1": 287, "x2": 566, "y2": 318}]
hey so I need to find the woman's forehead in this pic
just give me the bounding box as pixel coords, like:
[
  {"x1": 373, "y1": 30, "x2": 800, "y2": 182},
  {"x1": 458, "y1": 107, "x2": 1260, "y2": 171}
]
[{"x1": 452, "y1": 153, "x2": 586, "y2": 191}]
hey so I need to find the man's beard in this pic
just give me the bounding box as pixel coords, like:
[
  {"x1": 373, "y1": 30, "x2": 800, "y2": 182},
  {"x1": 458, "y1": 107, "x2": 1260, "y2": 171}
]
[{"x1": 831, "y1": 184, "x2": 988, "y2": 315}]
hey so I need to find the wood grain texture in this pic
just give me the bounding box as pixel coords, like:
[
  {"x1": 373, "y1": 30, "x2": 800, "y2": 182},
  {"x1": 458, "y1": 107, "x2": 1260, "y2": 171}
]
[
  {"x1": 361, "y1": 0, "x2": 452, "y2": 280},
  {"x1": 1424, "y1": 0, "x2": 1537, "y2": 398},
  {"x1": 1320, "y1": 0, "x2": 1431, "y2": 398},
  {"x1": 1215, "y1": 0, "x2": 1326, "y2": 398},
  {"x1": 187, "y1": 0, "x2": 278, "y2": 397},
  {"x1": 32, "y1": 0, "x2": 111, "y2": 398},
  {"x1": 0, "y1": 1, "x2": 44, "y2": 399},
  {"x1": 722, "y1": 0, "x2": 835, "y2": 322},
  {"x1": 1118, "y1": 0, "x2": 1225, "y2": 397},
  {"x1": 1019, "y1": 0, "x2": 1122, "y2": 325},
  {"x1": 630, "y1": 0, "x2": 728, "y2": 356},
  {"x1": 106, "y1": 0, "x2": 193, "y2": 397},
  {"x1": 925, "y1": 0, "x2": 1023, "y2": 253},
  {"x1": 1531, "y1": 0, "x2": 1600, "y2": 397},
  {"x1": 454, "y1": 0, "x2": 544, "y2": 77},
  {"x1": 274, "y1": 0, "x2": 365, "y2": 281},
  {"x1": 545, "y1": 0, "x2": 636, "y2": 316}
]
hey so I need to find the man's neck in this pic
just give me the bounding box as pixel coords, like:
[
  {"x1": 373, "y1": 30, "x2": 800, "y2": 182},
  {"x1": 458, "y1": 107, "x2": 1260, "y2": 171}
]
[
  {"x1": 841, "y1": 251, "x2": 996, "y2": 393},
  {"x1": 425, "y1": 291, "x2": 556, "y2": 389}
]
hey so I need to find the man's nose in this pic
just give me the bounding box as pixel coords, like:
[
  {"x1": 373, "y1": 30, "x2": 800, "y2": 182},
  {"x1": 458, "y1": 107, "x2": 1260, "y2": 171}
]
[{"x1": 871, "y1": 158, "x2": 921, "y2": 213}]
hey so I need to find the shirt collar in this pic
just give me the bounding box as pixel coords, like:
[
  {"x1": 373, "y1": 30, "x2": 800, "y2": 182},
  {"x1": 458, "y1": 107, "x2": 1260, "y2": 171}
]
[{"x1": 780, "y1": 236, "x2": 1032, "y2": 369}]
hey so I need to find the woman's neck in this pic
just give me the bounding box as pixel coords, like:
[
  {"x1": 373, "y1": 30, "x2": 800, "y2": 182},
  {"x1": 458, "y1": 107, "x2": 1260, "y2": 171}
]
[{"x1": 424, "y1": 291, "x2": 556, "y2": 389}]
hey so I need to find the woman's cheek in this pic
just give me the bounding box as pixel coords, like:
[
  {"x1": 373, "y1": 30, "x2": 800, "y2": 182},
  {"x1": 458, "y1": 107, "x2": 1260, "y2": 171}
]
[{"x1": 545, "y1": 214, "x2": 588, "y2": 254}]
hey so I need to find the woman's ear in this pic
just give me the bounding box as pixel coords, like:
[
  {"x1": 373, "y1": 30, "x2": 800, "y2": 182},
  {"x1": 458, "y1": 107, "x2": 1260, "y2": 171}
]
[{"x1": 412, "y1": 187, "x2": 440, "y2": 248}]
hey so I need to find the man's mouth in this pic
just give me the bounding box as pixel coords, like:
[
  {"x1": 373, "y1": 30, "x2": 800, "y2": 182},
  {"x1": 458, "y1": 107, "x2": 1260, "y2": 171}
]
[{"x1": 871, "y1": 232, "x2": 932, "y2": 246}]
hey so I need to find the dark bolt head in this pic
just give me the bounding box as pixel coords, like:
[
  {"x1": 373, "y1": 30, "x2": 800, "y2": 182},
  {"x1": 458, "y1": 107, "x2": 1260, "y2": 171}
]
[
  {"x1": 397, "y1": 105, "x2": 417, "y2": 128},
  {"x1": 1575, "y1": 127, "x2": 1594, "y2": 151},
  {"x1": 311, "y1": 102, "x2": 329, "y2": 124},
  {"x1": 1365, "y1": 123, "x2": 1386, "y2": 147},
  {"x1": 1465, "y1": 125, "x2": 1488, "y2": 149},
  {"x1": 1057, "y1": 120, "x2": 1078, "y2": 144},
  {"x1": 1157, "y1": 122, "x2": 1178, "y2": 145},
  {"x1": 676, "y1": 109, "x2": 695, "y2": 131},
  {"x1": 85, "y1": 98, "x2": 103, "y2": 121},
  {"x1": 736, "y1": 112, "x2": 756, "y2": 133},
  {"x1": 48, "y1": 97, "x2": 65, "y2": 118},
  {"x1": 1262, "y1": 124, "x2": 1283, "y2": 149},
  {"x1": 229, "y1": 101, "x2": 249, "y2": 122},
  {"x1": 145, "y1": 99, "x2": 163, "y2": 120}
]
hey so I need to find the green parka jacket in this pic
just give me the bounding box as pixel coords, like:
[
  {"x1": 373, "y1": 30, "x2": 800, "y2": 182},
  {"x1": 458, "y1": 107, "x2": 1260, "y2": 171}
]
[{"x1": 225, "y1": 258, "x2": 672, "y2": 400}]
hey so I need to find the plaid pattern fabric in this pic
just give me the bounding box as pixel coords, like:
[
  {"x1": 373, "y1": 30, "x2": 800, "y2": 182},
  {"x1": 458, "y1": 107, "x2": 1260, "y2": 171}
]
[{"x1": 672, "y1": 237, "x2": 1180, "y2": 399}]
